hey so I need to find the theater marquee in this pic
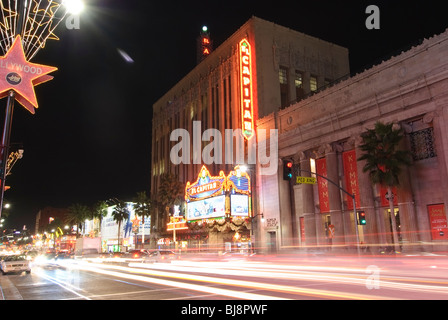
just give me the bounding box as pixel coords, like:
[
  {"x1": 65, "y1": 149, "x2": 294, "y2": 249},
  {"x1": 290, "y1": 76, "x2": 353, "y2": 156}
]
[
  {"x1": 185, "y1": 165, "x2": 252, "y2": 222},
  {"x1": 239, "y1": 38, "x2": 254, "y2": 140}
]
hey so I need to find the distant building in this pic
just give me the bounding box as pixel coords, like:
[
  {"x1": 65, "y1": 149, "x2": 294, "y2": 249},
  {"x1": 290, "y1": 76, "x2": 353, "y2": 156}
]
[{"x1": 35, "y1": 206, "x2": 69, "y2": 234}]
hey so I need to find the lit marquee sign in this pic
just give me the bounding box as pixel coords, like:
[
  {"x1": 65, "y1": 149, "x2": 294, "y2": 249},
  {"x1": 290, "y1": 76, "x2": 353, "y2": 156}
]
[
  {"x1": 239, "y1": 38, "x2": 254, "y2": 140},
  {"x1": 185, "y1": 165, "x2": 226, "y2": 201},
  {"x1": 185, "y1": 165, "x2": 252, "y2": 222}
]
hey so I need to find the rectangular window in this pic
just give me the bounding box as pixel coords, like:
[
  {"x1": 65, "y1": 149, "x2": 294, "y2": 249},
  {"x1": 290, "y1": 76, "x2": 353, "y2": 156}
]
[
  {"x1": 410, "y1": 127, "x2": 437, "y2": 161},
  {"x1": 279, "y1": 67, "x2": 289, "y2": 108},
  {"x1": 295, "y1": 71, "x2": 304, "y2": 100},
  {"x1": 294, "y1": 71, "x2": 303, "y2": 88},
  {"x1": 279, "y1": 67, "x2": 288, "y2": 84},
  {"x1": 310, "y1": 76, "x2": 318, "y2": 92}
]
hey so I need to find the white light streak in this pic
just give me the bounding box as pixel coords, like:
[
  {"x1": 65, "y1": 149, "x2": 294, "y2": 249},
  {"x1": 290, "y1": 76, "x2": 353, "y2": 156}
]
[
  {"x1": 35, "y1": 269, "x2": 91, "y2": 300},
  {"x1": 117, "y1": 48, "x2": 134, "y2": 63}
]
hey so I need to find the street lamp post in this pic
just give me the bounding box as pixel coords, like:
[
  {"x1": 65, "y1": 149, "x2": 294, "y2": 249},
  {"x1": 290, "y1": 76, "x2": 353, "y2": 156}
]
[
  {"x1": 0, "y1": 0, "x2": 27, "y2": 220},
  {"x1": 0, "y1": 0, "x2": 84, "y2": 219}
]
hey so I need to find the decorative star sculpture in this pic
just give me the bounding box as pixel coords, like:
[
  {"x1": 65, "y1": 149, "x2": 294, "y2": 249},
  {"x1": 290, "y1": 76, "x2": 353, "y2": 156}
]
[{"x1": 0, "y1": 35, "x2": 57, "y2": 114}]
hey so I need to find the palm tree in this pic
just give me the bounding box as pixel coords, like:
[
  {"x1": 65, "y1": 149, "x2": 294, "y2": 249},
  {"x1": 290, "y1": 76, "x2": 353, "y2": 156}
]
[
  {"x1": 357, "y1": 121, "x2": 412, "y2": 251},
  {"x1": 156, "y1": 173, "x2": 184, "y2": 230},
  {"x1": 133, "y1": 191, "x2": 151, "y2": 248},
  {"x1": 66, "y1": 203, "x2": 91, "y2": 238},
  {"x1": 91, "y1": 200, "x2": 108, "y2": 237},
  {"x1": 111, "y1": 200, "x2": 130, "y2": 252}
]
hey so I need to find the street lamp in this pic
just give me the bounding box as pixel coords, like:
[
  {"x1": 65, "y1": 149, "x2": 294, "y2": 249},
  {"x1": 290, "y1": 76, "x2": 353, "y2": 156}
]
[
  {"x1": 251, "y1": 213, "x2": 265, "y2": 223},
  {"x1": 63, "y1": 0, "x2": 85, "y2": 14},
  {"x1": 0, "y1": 0, "x2": 83, "y2": 219}
]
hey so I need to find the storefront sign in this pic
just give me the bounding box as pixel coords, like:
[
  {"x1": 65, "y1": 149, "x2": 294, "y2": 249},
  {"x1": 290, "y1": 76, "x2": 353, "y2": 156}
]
[
  {"x1": 316, "y1": 158, "x2": 330, "y2": 213},
  {"x1": 342, "y1": 150, "x2": 361, "y2": 210},
  {"x1": 428, "y1": 204, "x2": 448, "y2": 240},
  {"x1": 239, "y1": 38, "x2": 254, "y2": 140},
  {"x1": 167, "y1": 216, "x2": 188, "y2": 231}
]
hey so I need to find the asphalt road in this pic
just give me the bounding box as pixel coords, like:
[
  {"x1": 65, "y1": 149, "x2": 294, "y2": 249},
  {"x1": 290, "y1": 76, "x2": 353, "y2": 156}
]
[{"x1": 2, "y1": 253, "x2": 448, "y2": 302}]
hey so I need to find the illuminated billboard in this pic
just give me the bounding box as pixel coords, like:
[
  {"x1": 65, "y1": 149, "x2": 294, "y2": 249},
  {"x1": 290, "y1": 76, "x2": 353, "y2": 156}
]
[
  {"x1": 186, "y1": 195, "x2": 226, "y2": 221},
  {"x1": 239, "y1": 38, "x2": 254, "y2": 140},
  {"x1": 230, "y1": 194, "x2": 250, "y2": 217}
]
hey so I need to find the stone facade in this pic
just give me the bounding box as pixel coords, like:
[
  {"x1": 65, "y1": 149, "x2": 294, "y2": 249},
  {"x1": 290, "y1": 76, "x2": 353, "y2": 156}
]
[{"x1": 256, "y1": 28, "x2": 448, "y2": 253}]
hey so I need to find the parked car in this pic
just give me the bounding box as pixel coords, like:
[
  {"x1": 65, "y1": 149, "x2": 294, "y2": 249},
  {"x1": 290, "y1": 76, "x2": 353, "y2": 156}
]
[
  {"x1": 55, "y1": 250, "x2": 74, "y2": 260},
  {"x1": 128, "y1": 249, "x2": 149, "y2": 259},
  {"x1": 145, "y1": 250, "x2": 178, "y2": 262},
  {"x1": 1, "y1": 254, "x2": 31, "y2": 275}
]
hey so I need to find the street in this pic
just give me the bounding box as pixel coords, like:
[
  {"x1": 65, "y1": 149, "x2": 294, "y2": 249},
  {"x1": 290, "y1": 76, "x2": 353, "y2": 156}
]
[{"x1": 2, "y1": 253, "x2": 448, "y2": 301}]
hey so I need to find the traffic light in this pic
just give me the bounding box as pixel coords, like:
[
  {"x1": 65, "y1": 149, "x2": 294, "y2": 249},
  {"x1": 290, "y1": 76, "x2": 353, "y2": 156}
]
[
  {"x1": 357, "y1": 211, "x2": 367, "y2": 225},
  {"x1": 283, "y1": 160, "x2": 293, "y2": 180}
]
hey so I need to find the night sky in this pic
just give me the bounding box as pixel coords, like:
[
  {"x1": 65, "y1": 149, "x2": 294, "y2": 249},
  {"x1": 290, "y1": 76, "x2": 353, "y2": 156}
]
[{"x1": 3, "y1": 0, "x2": 448, "y2": 230}]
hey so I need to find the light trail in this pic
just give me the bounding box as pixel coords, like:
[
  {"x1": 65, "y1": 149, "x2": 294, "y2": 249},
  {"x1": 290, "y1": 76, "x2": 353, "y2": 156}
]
[
  {"x1": 126, "y1": 260, "x2": 448, "y2": 297},
  {"x1": 43, "y1": 258, "x2": 448, "y2": 300},
  {"x1": 74, "y1": 262, "x2": 287, "y2": 300},
  {"x1": 35, "y1": 268, "x2": 91, "y2": 300},
  {"x1": 74, "y1": 261, "x2": 387, "y2": 300}
]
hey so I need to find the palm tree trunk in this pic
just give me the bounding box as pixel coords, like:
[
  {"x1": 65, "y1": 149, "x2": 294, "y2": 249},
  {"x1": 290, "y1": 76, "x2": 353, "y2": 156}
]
[
  {"x1": 388, "y1": 186, "x2": 400, "y2": 252},
  {"x1": 141, "y1": 216, "x2": 145, "y2": 249},
  {"x1": 117, "y1": 221, "x2": 121, "y2": 252}
]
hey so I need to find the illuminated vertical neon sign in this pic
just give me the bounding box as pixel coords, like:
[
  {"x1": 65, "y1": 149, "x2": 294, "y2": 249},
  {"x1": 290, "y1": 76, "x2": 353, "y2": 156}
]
[{"x1": 239, "y1": 38, "x2": 254, "y2": 140}]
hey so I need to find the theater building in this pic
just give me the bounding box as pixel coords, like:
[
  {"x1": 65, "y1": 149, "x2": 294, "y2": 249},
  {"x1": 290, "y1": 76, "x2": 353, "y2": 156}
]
[
  {"x1": 151, "y1": 16, "x2": 350, "y2": 249},
  {"x1": 257, "y1": 28, "x2": 448, "y2": 253}
]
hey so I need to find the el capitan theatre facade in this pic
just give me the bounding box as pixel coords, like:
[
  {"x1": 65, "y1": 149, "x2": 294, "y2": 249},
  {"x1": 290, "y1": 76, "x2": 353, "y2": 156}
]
[{"x1": 177, "y1": 165, "x2": 252, "y2": 252}]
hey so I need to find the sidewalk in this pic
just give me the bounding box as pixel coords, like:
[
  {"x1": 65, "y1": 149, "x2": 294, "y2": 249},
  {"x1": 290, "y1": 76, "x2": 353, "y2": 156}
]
[{"x1": 0, "y1": 275, "x2": 23, "y2": 300}]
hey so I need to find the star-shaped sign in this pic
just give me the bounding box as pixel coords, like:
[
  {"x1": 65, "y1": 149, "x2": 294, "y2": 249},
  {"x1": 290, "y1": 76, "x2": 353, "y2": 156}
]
[
  {"x1": 131, "y1": 216, "x2": 141, "y2": 227},
  {"x1": 0, "y1": 35, "x2": 57, "y2": 114}
]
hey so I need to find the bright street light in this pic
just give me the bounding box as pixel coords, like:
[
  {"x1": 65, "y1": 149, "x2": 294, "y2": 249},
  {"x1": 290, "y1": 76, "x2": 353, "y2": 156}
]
[{"x1": 63, "y1": 0, "x2": 85, "y2": 15}]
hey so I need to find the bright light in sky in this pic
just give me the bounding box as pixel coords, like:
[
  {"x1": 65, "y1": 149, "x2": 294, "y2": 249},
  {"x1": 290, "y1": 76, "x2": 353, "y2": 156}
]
[
  {"x1": 63, "y1": 0, "x2": 85, "y2": 15},
  {"x1": 117, "y1": 49, "x2": 135, "y2": 63}
]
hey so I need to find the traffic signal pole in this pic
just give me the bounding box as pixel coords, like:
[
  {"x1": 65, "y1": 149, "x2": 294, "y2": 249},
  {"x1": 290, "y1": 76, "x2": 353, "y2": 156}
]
[{"x1": 298, "y1": 168, "x2": 360, "y2": 255}]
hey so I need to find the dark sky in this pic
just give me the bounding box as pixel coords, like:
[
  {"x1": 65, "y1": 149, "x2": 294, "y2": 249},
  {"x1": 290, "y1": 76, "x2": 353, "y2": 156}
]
[{"x1": 3, "y1": 0, "x2": 448, "y2": 230}]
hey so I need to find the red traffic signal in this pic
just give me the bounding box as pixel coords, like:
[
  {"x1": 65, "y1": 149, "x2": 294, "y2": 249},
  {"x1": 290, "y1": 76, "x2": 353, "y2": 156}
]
[{"x1": 283, "y1": 160, "x2": 294, "y2": 180}]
